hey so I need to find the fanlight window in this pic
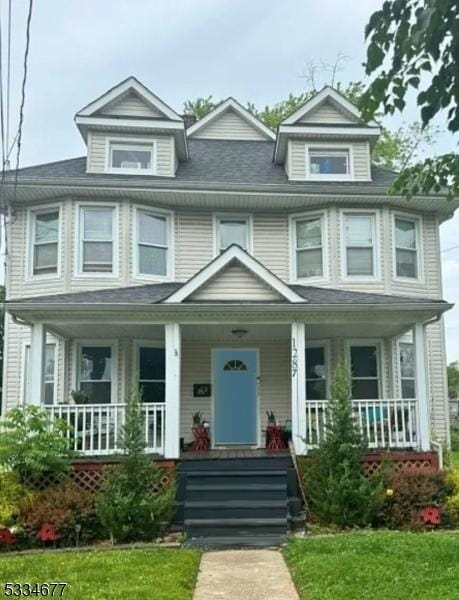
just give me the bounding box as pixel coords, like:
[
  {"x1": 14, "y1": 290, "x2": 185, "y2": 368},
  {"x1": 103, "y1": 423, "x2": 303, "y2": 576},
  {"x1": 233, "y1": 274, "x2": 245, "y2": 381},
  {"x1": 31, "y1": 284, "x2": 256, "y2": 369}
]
[{"x1": 223, "y1": 360, "x2": 247, "y2": 371}]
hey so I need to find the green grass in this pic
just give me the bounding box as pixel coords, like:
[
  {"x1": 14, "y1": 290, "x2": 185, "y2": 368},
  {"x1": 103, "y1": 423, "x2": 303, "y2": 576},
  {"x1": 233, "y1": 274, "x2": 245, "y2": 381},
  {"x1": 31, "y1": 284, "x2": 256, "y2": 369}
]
[
  {"x1": 285, "y1": 531, "x2": 459, "y2": 600},
  {"x1": 0, "y1": 547, "x2": 201, "y2": 600}
]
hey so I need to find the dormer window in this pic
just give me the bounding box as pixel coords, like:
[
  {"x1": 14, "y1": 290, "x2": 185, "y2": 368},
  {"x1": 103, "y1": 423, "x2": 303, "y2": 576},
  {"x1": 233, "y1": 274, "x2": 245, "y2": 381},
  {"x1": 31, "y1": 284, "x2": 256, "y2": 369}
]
[
  {"x1": 108, "y1": 140, "x2": 156, "y2": 175},
  {"x1": 306, "y1": 146, "x2": 351, "y2": 179}
]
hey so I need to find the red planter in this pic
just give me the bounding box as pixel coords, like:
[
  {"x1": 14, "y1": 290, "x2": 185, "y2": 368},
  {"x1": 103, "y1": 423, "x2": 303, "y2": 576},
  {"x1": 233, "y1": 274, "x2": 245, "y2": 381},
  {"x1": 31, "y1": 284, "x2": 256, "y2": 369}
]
[{"x1": 192, "y1": 425, "x2": 210, "y2": 452}]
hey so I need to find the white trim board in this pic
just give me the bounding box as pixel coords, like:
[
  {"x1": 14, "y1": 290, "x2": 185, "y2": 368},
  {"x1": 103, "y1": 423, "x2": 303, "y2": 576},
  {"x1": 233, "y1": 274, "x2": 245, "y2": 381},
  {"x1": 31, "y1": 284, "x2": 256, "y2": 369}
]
[{"x1": 164, "y1": 244, "x2": 305, "y2": 304}]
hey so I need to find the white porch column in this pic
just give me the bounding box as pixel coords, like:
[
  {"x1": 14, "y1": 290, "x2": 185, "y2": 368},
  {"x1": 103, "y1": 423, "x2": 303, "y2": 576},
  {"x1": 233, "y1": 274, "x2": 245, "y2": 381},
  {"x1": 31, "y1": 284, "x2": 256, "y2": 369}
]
[
  {"x1": 28, "y1": 323, "x2": 46, "y2": 406},
  {"x1": 291, "y1": 322, "x2": 307, "y2": 455},
  {"x1": 164, "y1": 322, "x2": 181, "y2": 459},
  {"x1": 414, "y1": 321, "x2": 430, "y2": 451}
]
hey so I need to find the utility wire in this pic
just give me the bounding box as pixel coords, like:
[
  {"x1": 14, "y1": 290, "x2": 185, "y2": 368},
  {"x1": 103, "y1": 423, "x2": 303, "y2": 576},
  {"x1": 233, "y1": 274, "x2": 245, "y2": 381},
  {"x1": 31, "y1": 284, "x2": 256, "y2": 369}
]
[
  {"x1": 442, "y1": 244, "x2": 459, "y2": 254},
  {"x1": 0, "y1": 0, "x2": 5, "y2": 167},
  {"x1": 5, "y1": 0, "x2": 11, "y2": 164}
]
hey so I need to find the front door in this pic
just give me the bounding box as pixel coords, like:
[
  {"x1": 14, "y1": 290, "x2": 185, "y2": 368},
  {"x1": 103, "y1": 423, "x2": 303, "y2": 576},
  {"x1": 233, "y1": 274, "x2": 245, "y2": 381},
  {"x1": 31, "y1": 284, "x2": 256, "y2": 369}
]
[{"x1": 214, "y1": 349, "x2": 258, "y2": 445}]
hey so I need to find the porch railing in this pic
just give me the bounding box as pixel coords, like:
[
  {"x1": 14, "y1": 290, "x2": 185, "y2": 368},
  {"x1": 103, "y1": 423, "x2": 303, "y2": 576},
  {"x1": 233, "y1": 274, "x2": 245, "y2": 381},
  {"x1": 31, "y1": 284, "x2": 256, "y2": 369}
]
[
  {"x1": 46, "y1": 403, "x2": 166, "y2": 457},
  {"x1": 305, "y1": 398, "x2": 418, "y2": 450}
]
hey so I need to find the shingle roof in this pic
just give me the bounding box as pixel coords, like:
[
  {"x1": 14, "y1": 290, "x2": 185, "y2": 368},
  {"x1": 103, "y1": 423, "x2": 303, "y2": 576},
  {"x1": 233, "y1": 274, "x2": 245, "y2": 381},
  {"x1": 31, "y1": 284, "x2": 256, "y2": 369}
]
[
  {"x1": 6, "y1": 281, "x2": 448, "y2": 307},
  {"x1": 10, "y1": 139, "x2": 397, "y2": 190}
]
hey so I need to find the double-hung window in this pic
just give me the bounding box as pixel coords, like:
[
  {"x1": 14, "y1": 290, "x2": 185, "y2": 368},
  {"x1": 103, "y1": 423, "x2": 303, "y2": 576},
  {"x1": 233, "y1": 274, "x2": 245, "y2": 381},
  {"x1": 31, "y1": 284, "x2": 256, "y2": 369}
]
[
  {"x1": 306, "y1": 345, "x2": 328, "y2": 400},
  {"x1": 31, "y1": 209, "x2": 59, "y2": 276},
  {"x1": 80, "y1": 207, "x2": 115, "y2": 274},
  {"x1": 294, "y1": 217, "x2": 323, "y2": 279},
  {"x1": 138, "y1": 345, "x2": 165, "y2": 403},
  {"x1": 307, "y1": 147, "x2": 350, "y2": 178},
  {"x1": 137, "y1": 210, "x2": 169, "y2": 277},
  {"x1": 344, "y1": 213, "x2": 376, "y2": 277},
  {"x1": 399, "y1": 342, "x2": 415, "y2": 398},
  {"x1": 395, "y1": 217, "x2": 419, "y2": 279},
  {"x1": 350, "y1": 344, "x2": 380, "y2": 399},
  {"x1": 216, "y1": 216, "x2": 250, "y2": 253},
  {"x1": 78, "y1": 344, "x2": 114, "y2": 404},
  {"x1": 109, "y1": 141, "x2": 155, "y2": 175},
  {"x1": 24, "y1": 343, "x2": 56, "y2": 405}
]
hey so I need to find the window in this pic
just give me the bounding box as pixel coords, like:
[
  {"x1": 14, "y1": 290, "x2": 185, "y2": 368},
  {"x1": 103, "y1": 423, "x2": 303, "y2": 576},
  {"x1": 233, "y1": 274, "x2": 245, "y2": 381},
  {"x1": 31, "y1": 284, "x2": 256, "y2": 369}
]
[
  {"x1": 137, "y1": 210, "x2": 169, "y2": 277},
  {"x1": 138, "y1": 346, "x2": 165, "y2": 402},
  {"x1": 350, "y1": 344, "x2": 380, "y2": 399},
  {"x1": 306, "y1": 346, "x2": 327, "y2": 400},
  {"x1": 223, "y1": 360, "x2": 247, "y2": 371},
  {"x1": 216, "y1": 216, "x2": 250, "y2": 253},
  {"x1": 308, "y1": 147, "x2": 350, "y2": 177},
  {"x1": 344, "y1": 214, "x2": 376, "y2": 277},
  {"x1": 24, "y1": 344, "x2": 56, "y2": 405},
  {"x1": 80, "y1": 207, "x2": 114, "y2": 273},
  {"x1": 400, "y1": 342, "x2": 415, "y2": 398},
  {"x1": 79, "y1": 345, "x2": 113, "y2": 404},
  {"x1": 109, "y1": 142, "x2": 155, "y2": 174},
  {"x1": 395, "y1": 217, "x2": 419, "y2": 279},
  {"x1": 294, "y1": 217, "x2": 323, "y2": 279},
  {"x1": 31, "y1": 210, "x2": 59, "y2": 276}
]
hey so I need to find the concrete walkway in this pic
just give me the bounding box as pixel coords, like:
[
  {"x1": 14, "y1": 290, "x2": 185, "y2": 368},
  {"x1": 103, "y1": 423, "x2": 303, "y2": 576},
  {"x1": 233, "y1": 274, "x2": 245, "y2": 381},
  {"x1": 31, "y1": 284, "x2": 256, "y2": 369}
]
[{"x1": 193, "y1": 549, "x2": 299, "y2": 599}]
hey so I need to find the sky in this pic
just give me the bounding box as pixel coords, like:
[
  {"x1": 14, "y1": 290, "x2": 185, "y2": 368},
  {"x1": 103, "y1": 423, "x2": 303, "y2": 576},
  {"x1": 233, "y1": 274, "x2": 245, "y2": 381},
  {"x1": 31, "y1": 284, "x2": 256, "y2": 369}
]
[{"x1": 3, "y1": 0, "x2": 458, "y2": 361}]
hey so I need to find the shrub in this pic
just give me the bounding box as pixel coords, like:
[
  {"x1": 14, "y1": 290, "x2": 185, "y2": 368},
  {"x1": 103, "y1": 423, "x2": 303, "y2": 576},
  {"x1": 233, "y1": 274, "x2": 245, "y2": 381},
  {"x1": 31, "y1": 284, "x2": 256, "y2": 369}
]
[
  {"x1": 19, "y1": 480, "x2": 100, "y2": 545},
  {"x1": 302, "y1": 363, "x2": 384, "y2": 528},
  {"x1": 450, "y1": 425, "x2": 459, "y2": 452},
  {"x1": 444, "y1": 469, "x2": 459, "y2": 527},
  {"x1": 380, "y1": 467, "x2": 453, "y2": 529},
  {"x1": 0, "y1": 406, "x2": 74, "y2": 483},
  {"x1": 95, "y1": 390, "x2": 175, "y2": 543},
  {"x1": 0, "y1": 472, "x2": 32, "y2": 528}
]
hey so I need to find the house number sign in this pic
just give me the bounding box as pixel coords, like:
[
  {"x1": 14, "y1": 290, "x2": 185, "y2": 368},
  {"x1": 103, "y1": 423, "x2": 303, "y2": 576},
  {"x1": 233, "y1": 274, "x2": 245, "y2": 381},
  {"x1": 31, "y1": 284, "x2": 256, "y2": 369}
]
[{"x1": 291, "y1": 338, "x2": 298, "y2": 378}]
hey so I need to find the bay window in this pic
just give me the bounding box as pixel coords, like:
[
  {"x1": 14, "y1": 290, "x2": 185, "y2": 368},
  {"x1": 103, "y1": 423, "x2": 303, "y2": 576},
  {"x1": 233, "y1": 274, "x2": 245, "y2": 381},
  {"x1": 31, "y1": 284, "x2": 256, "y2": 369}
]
[
  {"x1": 395, "y1": 217, "x2": 419, "y2": 279},
  {"x1": 31, "y1": 209, "x2": 59, "y2": 276},
  {"x1": 294, "y1": 216, "x2": 324, "y2": 279},
  {"x1": 79, "y1": 207, "x2": 115, "y2": 274},
  {"x1": 344, "y1": 213, "x2": 376, "y2": 277},
  {"x1": 137, "y1": 210, "x2": 169, "y2": 277}
]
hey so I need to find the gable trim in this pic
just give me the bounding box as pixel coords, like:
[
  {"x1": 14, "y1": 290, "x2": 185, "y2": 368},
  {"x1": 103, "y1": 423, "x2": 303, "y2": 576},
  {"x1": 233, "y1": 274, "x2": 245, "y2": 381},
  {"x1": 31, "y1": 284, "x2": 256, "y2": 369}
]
[
  {"x1": 187, "y1": 98, "x2": 276, "y2": 141},
  {"x1": 164, "y1": 245, "x2": 305, "y2": 303},
  {"x1": 76, "y1": 76, "x2": 183, "y2": 122},
  {"x1": 282, "y1": 86, "x2": 378, "y2": 127}
]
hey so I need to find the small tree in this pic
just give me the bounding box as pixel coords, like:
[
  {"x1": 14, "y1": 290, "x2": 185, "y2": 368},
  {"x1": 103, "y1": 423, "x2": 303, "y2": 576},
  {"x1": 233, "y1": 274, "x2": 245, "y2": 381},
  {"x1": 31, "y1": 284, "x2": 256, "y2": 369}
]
[
  {"x1": 0, "y1": 406, "x2": 73, "y2": 482},
  {"x1": 303, "y1": 364, "x2": 383, "y2": 528},
  {"x1": 95, "y1": 389, "x2": 174, "y2": 543}
]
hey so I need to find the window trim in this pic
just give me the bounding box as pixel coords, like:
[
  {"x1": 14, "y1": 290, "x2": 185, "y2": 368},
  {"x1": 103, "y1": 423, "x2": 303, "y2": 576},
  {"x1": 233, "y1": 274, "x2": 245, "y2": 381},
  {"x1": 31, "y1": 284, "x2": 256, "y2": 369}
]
[
  {"x1": 27, "y1": 204, "x2": 62, "y2": 281},
  {"x1": 398, "y1": 339, "x2": 416, "y2": 399},
  {"x1": 346, "y1": 339, "x2": 386, "y2": 400},
  {"x1": 75, "y1": 202, "x2": 119, "y2": 278},
  {"x1": 341, "y1": 209, "x2": 381, "y2": 281},
  {"x1": 22, "y1": 340, "x2": 57, "y2": 405},
  {"x1": 392, "y1": 212, "x2": 423, "y2": 283},
  {"x1": 133, "y1": 340, "x2": 166, "y2": 403},
  {"x1": 289, "y1": 211, "x2": 329, "y2": 283},
  {"x1": 74, "y1": 340, "x2": 118, "y2": 405},
  {"x1": 105, "y1": 137, "x2": 157, "y2": 176},
  {"x1": 305, "y1": 340, "x2": 331, "y2": 400},
  {"x1": 133, "y1": 205, "x2": 174, "y2": 281},
  {"x1": 305, "y1": 143, "x2": 354, "y2": 181},
  {"x1": 213, "y1": 213, "x2": 253, "y2": 257}
]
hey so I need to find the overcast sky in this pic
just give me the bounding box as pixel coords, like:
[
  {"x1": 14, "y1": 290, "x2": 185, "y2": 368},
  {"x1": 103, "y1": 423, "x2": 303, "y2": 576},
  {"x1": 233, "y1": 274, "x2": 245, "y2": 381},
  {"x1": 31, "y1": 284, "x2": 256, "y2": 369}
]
[{"x1": 5, "y1": 0, "x2": 459, "y2": 361}]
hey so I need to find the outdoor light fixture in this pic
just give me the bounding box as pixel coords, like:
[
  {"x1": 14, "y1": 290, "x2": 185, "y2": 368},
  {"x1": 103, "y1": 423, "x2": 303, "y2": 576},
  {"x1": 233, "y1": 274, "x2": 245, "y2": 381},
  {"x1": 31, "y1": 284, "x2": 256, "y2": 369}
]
[{"x1": 231, "y1": 329, "x2": 248, "y2": 339}]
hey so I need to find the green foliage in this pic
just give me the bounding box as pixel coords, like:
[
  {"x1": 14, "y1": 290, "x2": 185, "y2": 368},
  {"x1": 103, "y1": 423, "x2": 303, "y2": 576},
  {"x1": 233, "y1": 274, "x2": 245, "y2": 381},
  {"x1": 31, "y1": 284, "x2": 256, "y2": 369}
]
[
  {"x1": 0, "y1": 406, "x2": 73, "y2": 482},
  {"x1": 361, "y1": 0, "x2": 458, "y2": 199},
  {"x1": 0, "y1": 472, "x2": 32, "y2": 528},
  {"x1": 302, "y1": 363, "x2": 384, "y2": 528},
  {"x1": 19, "y1": 480, "x2": 100, "y2": 545},
  {"x1": 248, "y1": 92, "x2": 313, "y2": 130},
  {"x1": 447, "y1": 361, "x2": 459, "y2": 399},
  {"x1": 379, "y1": 467, "x2": 452, "y2": 529},
  {"x1": 444, "y1": 469, "x2": 459, "y2": 528},
  {"x1": 95, "y1": 389, "x2": 175, "y2": 543},
  {"x1": 183, "y1": 96, "x2": 218, "y2": 120},
  {"x1": 450, "y1": 426, "x2": 459, "y2": 452}
]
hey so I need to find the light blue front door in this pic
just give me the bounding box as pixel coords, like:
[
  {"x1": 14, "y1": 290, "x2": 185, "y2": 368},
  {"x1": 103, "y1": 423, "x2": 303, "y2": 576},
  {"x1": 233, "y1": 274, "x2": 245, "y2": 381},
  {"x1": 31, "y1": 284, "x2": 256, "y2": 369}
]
[{"x1": 214, "y1": 349, "x2": 258, "y2": 445}]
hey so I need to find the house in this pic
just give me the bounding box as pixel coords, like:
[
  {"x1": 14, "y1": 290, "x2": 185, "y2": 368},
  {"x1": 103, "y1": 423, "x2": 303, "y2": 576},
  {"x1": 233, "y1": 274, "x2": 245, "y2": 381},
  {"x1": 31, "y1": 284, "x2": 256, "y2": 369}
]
[{"x1": 3, "y1": 78, "x2": 456, "y2": 545}]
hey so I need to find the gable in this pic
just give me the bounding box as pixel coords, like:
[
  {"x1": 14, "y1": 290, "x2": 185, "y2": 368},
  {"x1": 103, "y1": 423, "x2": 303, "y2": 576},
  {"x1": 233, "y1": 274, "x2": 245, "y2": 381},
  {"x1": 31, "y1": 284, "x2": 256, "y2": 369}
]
[
  {"x1": 192, "y1": 108, "x2": 269, "y2": 141},
  {"x1": 188, "y1": 263, "x2": 284, "y2": 301},
  {"x1": 299, "y1": 99, "x2": 359, "y2": 125},
  {"x1": 98, "y1": 91, "x2": 165, "y2": 119}
]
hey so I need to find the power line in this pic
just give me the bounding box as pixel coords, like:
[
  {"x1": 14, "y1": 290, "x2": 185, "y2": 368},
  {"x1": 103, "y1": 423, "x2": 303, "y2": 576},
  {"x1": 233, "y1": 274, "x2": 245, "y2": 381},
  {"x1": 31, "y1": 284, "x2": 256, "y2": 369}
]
[
  {"x1": 442, "y1": 244, "x2": 459, "y2": 254},
  {"x1": 0, "y1": 0, "x2": 5, "y2": 166},
  {"x1": 5, "y1": 0, "x2": 11, "y2": 162}
]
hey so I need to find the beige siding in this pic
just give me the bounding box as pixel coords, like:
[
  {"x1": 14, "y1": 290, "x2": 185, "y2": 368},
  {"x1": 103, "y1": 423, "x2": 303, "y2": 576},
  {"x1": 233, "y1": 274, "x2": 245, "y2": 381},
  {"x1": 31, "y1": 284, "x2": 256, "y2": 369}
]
[
  {"x1": 299, "y1": 100, "x2": 356, "y2": 124},
  {"x1": 253, "y1": 213, "x2": 289, "y2": 281},
  {"x1": 190, "y1": 264, "x2": 282, "y2": 301},
  {"x1": 99, "y1": 92, "x2": 163, "y2": 118},
  {"x1": 288, "y1": 140, "x2": 371, "y2": 181},
  {"x1": 192, "y1": 109, "x2": 267, "y2": 141},
  {"x1": 86, "y1": 131, "x2": 175, "y2": 176}
]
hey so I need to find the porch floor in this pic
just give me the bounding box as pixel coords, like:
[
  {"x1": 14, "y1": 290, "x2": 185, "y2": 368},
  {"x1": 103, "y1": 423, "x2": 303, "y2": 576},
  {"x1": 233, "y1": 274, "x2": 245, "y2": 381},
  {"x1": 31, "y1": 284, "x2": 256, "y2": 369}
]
[{"x1": 180, "y1": 448, "x2": 290, "y2": 460}]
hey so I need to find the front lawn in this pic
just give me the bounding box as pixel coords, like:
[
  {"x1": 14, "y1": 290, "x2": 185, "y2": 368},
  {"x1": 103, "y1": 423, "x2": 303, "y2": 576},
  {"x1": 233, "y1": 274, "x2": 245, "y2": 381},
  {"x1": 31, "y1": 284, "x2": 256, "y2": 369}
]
[
  {"x1": 285, "y1": 531, "x2": 459, "y2": 600},
  {"x1": 0, "y1": 547, "x2": 201, "y2": 600}
]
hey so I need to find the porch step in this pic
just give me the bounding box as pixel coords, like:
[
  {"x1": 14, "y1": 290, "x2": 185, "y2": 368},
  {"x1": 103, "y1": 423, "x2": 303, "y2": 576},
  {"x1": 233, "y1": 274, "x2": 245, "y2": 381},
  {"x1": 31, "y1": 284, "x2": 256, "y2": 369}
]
[
  {"x1": 185, "y1": 470, "x2": 286, "y2": 486},
  {"x1": 186, "y1": 483, "x2": 287, "y2": 501},
  {"x1": 184, "y1": 499, "x2": 287, "y2": 520},
  {"x1": 185, "y1": 517, "x2": 287, "y2": 538},
  {"x1": 185, "y1": 534, "x2": 288, "y2": 549}
]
